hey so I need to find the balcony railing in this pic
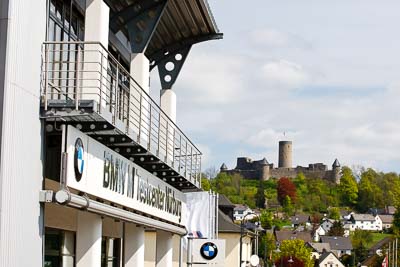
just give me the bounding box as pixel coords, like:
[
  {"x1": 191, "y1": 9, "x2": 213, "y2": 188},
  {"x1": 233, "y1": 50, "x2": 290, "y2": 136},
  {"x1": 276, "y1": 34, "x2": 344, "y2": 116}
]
[{"x1": 41, "y1": 41, "x2": 201, "y2": 189}]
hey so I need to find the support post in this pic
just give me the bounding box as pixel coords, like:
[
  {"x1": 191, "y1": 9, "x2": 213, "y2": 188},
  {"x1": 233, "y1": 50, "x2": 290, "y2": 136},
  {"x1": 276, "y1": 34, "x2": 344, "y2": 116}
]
[
  {"x1": 156, "y1": 231, "x2": 173, "y2": 267},
  {"x1": 124, "y1": 223, "x2": 145, "y2": 267},
  {"x1": 76, "y1": 211, "x2": 102, "y2": 267}
]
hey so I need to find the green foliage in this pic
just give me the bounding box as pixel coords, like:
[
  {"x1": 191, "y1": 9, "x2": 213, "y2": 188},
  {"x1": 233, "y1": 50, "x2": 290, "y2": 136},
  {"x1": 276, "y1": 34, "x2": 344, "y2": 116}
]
[
  {"x1": 260, "y1": 210, "x2": 273, "y2": 229},
  {"x1": 210, "y1": 167, "x2": 400, "y2": 216},
  {"x1": 327, "y1": 220, "x2": 344, "y2": 236},
  {"x1": 393, "y1": 205, "x2": 400, "y2": 236},
  {"x1": 258, "y1": 232, "x2": 276, "y2": 262},
  {"x1": 328, "y1": 207, "x2": 341, "y2": 220},
  {"x1": 201, "y1": 177, "x2": 211, "y2": 191},
  {"x1": 283, "y1": 195, "x2": 294, "y2": 216},
  {"x1": 339, "y1": 166, "x2": 358, "y2": 206},
  {"x1": 276, "y1": 239, "x2": 314, "y2": 267},
  {"x1": 255, "y1": 181, "x2": 266, "y2": 208},
  {"x1": 351, "y1": 229, "x2": 373, "y2": 263}
]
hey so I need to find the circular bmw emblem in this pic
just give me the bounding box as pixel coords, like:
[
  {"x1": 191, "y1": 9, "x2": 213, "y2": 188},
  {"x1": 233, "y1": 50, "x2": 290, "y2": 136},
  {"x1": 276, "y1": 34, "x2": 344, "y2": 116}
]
[
  {"x1": 200, "y1": 242, "x2": 218, "y2": 260},
  {"x1": 74, "y1": 138, "x2": 84, "y2": 182}
]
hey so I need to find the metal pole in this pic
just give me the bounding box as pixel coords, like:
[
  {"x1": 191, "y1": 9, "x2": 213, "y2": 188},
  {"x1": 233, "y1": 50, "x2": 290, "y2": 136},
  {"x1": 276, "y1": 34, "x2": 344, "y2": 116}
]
[
  {"x1": 187, "y1": 237, "x2": 192, "y2": 267},
  {"x1": 216, "y1": 193, "x2": 219, "y2": 239},
  {"x1": 239, "y1": 220, "x2": 243, "y2": 267},
  {"x1": 179, "y1": 236, "x2": 183, "y2": 267}
]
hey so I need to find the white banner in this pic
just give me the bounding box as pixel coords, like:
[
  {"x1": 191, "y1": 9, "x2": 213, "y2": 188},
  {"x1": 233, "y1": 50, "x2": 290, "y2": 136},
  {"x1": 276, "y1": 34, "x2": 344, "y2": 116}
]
[
  {"x1": 63, "y1": 125, "x2": 186, "y2": 226},
  {"x1": 185, "y1": 192, "x2": 217, "y2": 238}
]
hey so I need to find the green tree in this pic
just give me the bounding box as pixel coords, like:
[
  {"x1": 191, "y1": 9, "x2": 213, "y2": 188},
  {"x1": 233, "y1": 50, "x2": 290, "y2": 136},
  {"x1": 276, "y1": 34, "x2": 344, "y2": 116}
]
[
  {"x1": 275, "y1": 239, "x2": 314, "y2": 267},
  {"x1": 327, "y1": 220, "x2": 344, "y2": 236},
  {"x1": 338, "y1": 166, "x2": 358, "y2": 207},
  {"x1": 283, "y1": 195, "x2": 294, "y2": 216},
  {"x1": 255, "y1": 181, "x2": 266, "y2": 208},
  {"x1": 260, "y1": 210, "x2": 273, "y2": 229},
  {"x1": 357, "y1": 168, "x2": 383, "y2": 212},
  {"x1": 328, "y1": 207, "x2": 341, "y2": 220},
  {"x1": 392, "y1": 205, "x2": 400, "y2": 236},
  {"x1": 351, "y1": 229, "x2": 373, "y2": 263},
  {"x1": 201, "y1": 177, "x2": 211, "y2": 191}
]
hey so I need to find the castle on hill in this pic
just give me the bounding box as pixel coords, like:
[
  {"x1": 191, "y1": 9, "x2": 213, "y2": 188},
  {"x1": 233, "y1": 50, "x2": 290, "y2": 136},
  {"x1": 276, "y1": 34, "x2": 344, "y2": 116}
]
[{"x1": 220, "y1": 141, "x2": 341, "y2": 184}]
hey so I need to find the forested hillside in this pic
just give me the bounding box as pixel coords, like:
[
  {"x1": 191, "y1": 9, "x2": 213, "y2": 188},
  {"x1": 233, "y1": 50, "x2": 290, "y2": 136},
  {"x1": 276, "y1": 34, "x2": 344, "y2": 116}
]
[{"x1": 202, "y1": 166, "x2": 400, "y2": 214}]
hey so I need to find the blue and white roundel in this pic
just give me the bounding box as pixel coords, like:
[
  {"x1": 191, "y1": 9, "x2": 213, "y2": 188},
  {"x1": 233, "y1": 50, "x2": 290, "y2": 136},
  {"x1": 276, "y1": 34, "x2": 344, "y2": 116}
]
[
  {"x1": 200, "y1": 242, "x2": 218, "y2": 260},
  {"x1": 74, "y1": 138, "x2": 84, "y2": 182}
]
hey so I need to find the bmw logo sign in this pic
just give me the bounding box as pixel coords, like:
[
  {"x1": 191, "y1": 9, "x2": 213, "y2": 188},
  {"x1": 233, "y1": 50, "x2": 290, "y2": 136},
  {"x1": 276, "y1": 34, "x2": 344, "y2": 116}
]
[
  {"x1": 200, "y1": 242, "x2": 218, "y2": 260},
  {"x1": 74, "y1": 138, "x2": 84, "y2": 182}
]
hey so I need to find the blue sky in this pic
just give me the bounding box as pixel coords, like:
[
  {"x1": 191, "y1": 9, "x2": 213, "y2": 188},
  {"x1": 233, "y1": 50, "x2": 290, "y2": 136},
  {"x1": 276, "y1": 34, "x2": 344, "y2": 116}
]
[{"x1": 151, "y1": 0, "x2": 400, "y2": 173}]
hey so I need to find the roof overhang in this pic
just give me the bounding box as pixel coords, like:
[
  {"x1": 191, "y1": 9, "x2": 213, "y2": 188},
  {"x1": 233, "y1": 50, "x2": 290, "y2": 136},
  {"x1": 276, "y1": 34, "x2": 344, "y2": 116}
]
[{"x1": 106, "y1": 0, "x2": 223, "y2": 63}]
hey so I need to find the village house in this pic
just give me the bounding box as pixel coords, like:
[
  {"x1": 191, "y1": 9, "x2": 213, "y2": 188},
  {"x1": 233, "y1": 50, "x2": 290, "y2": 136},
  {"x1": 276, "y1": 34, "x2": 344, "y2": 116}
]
[
  {"x1": 350, "y1": 214, "x2": 382, "y2": 231},
  {"x1": 318, "y1": 252, "x2": 346, "y2": 267},
  {"x1": 320, "y1": 236, "x2": 352, "y2": 258}
]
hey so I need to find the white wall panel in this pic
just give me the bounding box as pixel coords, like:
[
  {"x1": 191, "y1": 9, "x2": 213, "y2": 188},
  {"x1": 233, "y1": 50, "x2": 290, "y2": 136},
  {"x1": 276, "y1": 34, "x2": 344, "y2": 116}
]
[{"x1": 0, "y1": 0, "x2": 46, "y2": 266}]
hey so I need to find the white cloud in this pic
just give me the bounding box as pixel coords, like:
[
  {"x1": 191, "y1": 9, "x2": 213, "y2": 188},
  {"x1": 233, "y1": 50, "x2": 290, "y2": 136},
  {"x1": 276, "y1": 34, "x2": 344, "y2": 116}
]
[
  {"x1": 249, "y1": 28, "x2": 312, "y2": 50},
  {"x1": 261, "y1": 60, "x2": 310, "y2": 88}
]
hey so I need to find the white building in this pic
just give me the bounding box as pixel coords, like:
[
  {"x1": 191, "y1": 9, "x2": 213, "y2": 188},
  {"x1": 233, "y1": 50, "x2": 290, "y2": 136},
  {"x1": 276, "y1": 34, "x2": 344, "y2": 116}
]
[
  {"x1": 233, "y1": 205, "x2": 255, "y2": 221},
  {"x1": 318, "y1": 252, "x2": 345, "y2": 267},
  {"x1": 350, "y1": 214, "x2": 382, "y2": 231},
  {"x1": 0, "y1": 0, "x2": 222, "y2": 266},
  {"x1": 377, "y1": 215, "x2": 394, "y2": 231}
]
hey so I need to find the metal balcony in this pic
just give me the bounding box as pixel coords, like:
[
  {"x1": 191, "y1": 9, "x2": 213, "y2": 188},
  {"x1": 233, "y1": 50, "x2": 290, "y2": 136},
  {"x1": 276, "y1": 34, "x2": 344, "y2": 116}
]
[{"x1": 41, "y1": 41, "x2": 201, "y2": 190}]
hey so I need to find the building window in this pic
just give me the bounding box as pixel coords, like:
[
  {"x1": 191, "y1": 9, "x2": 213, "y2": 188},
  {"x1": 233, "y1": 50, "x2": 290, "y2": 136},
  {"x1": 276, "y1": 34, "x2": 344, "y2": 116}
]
[
  {"x1": 101, "y1": 237, "x2": 121, "y2": 267},
  {"x1": 48, "y1": 0, "x2": 84, "y2": 42},
  {"x1": 47, "y1": 0, "x2": 85, "y2": 101},
  {"x1": 44, "y1": 228, "x2": 75, "y2": 267}
]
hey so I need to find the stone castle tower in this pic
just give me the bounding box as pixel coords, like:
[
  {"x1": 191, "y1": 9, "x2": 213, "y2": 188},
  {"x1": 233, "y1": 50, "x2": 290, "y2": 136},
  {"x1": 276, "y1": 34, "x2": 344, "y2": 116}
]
[{"x1": 278, "y1": 141, "x2": 292, "y2": 168}]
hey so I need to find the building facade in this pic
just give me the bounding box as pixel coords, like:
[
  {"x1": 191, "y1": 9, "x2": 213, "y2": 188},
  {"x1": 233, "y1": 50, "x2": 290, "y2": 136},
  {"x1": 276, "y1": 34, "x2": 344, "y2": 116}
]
[{"x1": 0, "y1": 0, "x2": 222, "y2": 266}]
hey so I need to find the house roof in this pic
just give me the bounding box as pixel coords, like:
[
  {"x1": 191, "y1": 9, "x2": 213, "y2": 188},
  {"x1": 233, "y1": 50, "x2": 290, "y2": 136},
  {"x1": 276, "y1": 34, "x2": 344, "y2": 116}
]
[
  {"x1": 319, "y1": 252, "x2": 344, "y2": 267},
  {"x1": 351, "y1": 214, "x2": 376, "y2": 222},
  {"x1": 275, "y1": 230, "x2": 313, "y2": 243},
  {"x1": 387, "y1": 206, "x2": 397, "y2": 215},
  {"x1": 218, "y1": 194, "x2": 235, "y2": 208},
  {"x1": 307, "y1": 242, "x2": 331, "y2": 253},
  {"x1": 234, "y1": 205, "x2": 249, "y2": 211},
  {"x1": 320, "y1": 236, "x2": 353, "y2": 251},
  {"x1": 291, "y1": 214, "x2": 310, "y2": 224},
  {"x1": 379, "y1": 215, "x2": 394, "y2": 224},
  {"x1": 218, "y1": 209, "x2": 254, "y2": 235},
  {"x1": 218, "y1": 209, "x2": 241, "y2": 233}
]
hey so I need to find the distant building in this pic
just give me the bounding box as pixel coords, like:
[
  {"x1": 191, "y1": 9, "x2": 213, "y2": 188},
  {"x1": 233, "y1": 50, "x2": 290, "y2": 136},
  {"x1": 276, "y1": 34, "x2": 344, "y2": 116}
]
[
  {"x1": 275, "y1": 230, "x2": 313, "y2": 244},
  {"x1": 217, "y1": 196, "x2": 255, "y2": 267},
  {"x1": 290, "y1": 214, "x2": 311, "y2": 228},
  {"x1": 350, "y1": 214, "x2": 382, "y2": 231},
  {"x1": 377, "y1": 215, "x2": 394, "y2": 230},
  {"x1": 220, "y1": 141, "x2": 341, "y2": 183},
  {"x1": 233, "y1": 205, "x2": 255, "y2": 221},
  {"x1": 320, "y1": 236, "x2": 352, "y2": 258},
  {"x1": 318, "y1": 252, "x2": 345, "y2": 267}
]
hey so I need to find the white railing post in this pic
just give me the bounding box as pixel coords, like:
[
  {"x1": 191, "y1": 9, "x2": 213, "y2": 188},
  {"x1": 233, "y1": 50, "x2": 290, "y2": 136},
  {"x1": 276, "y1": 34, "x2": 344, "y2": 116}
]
[
  {"x1": 165, "y1": 120, "x2": 169, "y2": 162},
  {"x1": 138, "y1": 92, "x2": 143, "y2": 143},
  {"x1": 99, "y1": 49, "x2": 103, "y2": 114},
  {"x1": 75, "y1": 45, "x2": 81, "y2": 111},
  {"x1": 44, "y1": 44, "x2": 49, "y2": 110},
  {"x1": 148, "y1": 105, "x2": 152, "y2": 150}
]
